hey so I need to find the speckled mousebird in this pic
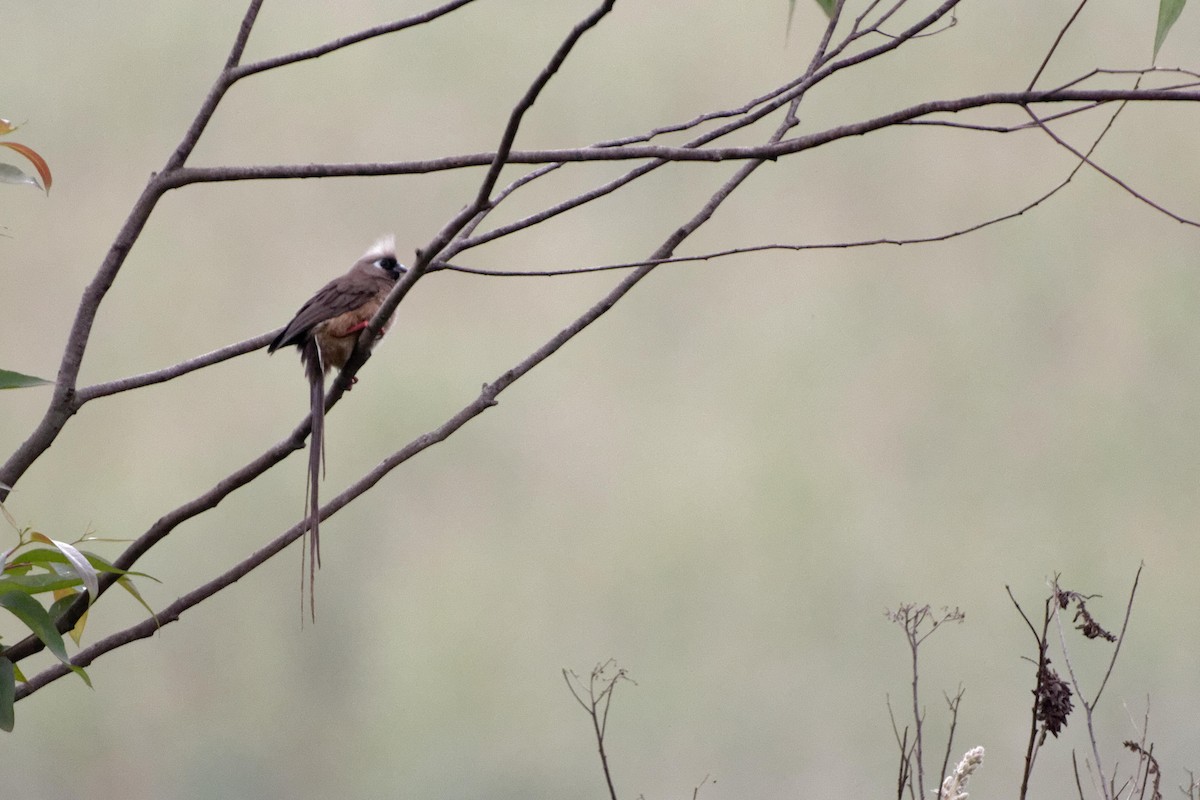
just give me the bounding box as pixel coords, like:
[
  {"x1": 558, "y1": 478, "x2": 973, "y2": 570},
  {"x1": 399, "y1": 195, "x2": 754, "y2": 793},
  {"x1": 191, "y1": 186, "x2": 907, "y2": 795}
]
[{"x1": 269, "y1": 235, "x2": 405, "y2": 619}]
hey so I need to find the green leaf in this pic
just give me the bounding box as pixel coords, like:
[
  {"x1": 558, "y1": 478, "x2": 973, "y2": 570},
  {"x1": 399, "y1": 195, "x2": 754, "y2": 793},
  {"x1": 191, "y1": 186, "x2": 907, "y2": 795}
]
[
  {"x1": 1154, "y1": 0, "x2": 1188, "y2": 58},
  {"x1": 5, "y1": 548, "x2": 67, "y2": 567},
  {"x1": 6, "y1": 548, "x2": 157, "y2": 631},
  {"x1": 10, "y1": 547, "x2": 157, "y2": 581},
  {"x1": 47, "y1": 592, "x2": 77, "y2": 620},
  {"x1": 30, "y1": 533, "x2": 98, "y2": 601},
  {"x1": 51, "y1": 590, "x2": 87, "y2": 646},
  {"x1": 0, "y1": 657, "x2": 14, "y2": 732},
  {"x1": 0, "y1": 573, "x2": 84, "y2": 595},
  {"x1": 0, "y1": 591, "x2": 90, "y2": 686},
  {"x1": 0, "y1": 369, "x2": 51, "y2": 389},
  {"x1": 0, "y1": 591, "x2": 68, "y2": 660}
]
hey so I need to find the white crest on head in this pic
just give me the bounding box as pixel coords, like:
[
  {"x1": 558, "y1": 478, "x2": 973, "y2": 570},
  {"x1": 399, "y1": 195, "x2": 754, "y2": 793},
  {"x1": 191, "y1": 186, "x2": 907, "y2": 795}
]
[{"x1": 360, "y1": 234, "x2": 396, "y2": 262}]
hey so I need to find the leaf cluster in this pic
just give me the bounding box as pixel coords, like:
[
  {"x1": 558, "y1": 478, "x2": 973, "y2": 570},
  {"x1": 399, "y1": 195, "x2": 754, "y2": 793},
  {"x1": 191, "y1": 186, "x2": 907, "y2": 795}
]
[{"x1": 0, "y1": 503, "x2": 156, "y2": 731}]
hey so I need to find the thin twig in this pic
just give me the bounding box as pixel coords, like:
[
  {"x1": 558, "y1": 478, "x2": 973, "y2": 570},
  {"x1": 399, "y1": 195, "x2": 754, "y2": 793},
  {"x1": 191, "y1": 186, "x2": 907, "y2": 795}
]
[
  {"x1": 1092, "y1": 563, "x2": 1143, "y2": 707},
  {"x1": 75, "y1": 332, "x2": 278, "y2": 403},
  {"x1": 886, "y1": 692, "x2": 915, "y2": 799},
  {"x1": 1027, "y1": 0, "x2": 1092, "y2": 91},
  {"x1": 324, "y1": 0, "x2": 618, "y2": 415},
  {"x1": 230, "y1": 0, "x2": 479, "y2": 80},
  {"x1": 1009, "y1": 586, "x2": 1052, "y2": 800},
  {"x1": 1025, "y1": 107, "x2": 1200, "y2": 227},
  {"x1": 1053, "y1": 579, "x2": 1111, "y2": 800},
  {"x1": 563, "y1": 663, "x2": 627, "y2": 800},
  {"x1": 938, "y1": 687, "x2": 964, "y2": 789},
  {"x1": 1074, "y1": 752, "x2": 1087, "y2": 800}
]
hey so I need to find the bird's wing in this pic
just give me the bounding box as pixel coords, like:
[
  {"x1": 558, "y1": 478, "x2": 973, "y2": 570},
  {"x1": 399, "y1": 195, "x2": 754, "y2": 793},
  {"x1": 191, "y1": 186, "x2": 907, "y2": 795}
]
[{"x1": 270, "y1": 279, "x2": 379, "y2": 351}]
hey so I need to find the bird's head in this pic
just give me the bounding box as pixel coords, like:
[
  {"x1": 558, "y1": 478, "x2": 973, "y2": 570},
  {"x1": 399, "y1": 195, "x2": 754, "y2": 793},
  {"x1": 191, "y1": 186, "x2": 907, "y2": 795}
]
[{"x1": 357, "y1": 234, "x2": 405, "y2": 280}]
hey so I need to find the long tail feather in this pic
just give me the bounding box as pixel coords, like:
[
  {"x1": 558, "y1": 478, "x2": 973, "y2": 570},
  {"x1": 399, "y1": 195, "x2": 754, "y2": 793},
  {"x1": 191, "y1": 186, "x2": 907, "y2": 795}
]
[{"x1": 303, "y1": 339, "x2": 325, "y2": 623}]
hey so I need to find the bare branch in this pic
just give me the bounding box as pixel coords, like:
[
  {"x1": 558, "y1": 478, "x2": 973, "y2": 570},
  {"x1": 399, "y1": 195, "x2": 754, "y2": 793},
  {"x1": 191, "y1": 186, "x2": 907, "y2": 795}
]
[
  {"x1": 1025, "y1": 108, "x2": 1200, "y2": 227},
  {"x1": 75, "y1": 332, "x2": 277, "y2": 403},
  {"x1": 148, "y1": 87, "x2": 1200, "y2": 186},
  {"x1": 562, "y1": 662, "x2": 629, "y2": 800},
  {"x1": 901, "y1": 102, "x2": 1103, "y2": 131},
  {"x1": 230, "y1": 0, "x2": 479, "y2": 80},
  {"x1": 324, "y1": 0, "x2": 618, "y2": 410},
  {"x1": 1027, "y1": 0, "x2": 1093, "y2": 91},
  {"x1": 223, "y1": 0, "x2": 264, "y2": 71},
  {"x1": 1010, "y1": 586, "x2": 1055, "y2": 800},
  {"x1": 472, "y1": 0, "x2": 616, "y2": 213}
]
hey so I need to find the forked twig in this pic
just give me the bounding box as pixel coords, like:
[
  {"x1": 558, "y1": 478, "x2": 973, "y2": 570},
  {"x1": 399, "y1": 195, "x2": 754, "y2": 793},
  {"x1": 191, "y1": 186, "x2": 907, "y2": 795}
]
[{"x1": 564, "y1": 661, "x2": 632, "y2": 800}]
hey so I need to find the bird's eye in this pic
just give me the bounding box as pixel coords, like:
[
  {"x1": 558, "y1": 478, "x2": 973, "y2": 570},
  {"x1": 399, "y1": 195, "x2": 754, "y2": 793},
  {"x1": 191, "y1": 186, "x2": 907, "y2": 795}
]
[{"x1": 375, "y1": 256, "x2": 400, "y2": 272}]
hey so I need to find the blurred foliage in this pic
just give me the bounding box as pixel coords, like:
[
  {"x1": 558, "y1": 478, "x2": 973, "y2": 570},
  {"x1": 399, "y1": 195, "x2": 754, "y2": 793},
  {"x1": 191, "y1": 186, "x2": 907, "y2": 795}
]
[
  {"x1": 0, "y1": 117, "x2": 53, "y2": 391},
  {"x1": 0, "y1": 118, "x2": 51, "y2": 193}
]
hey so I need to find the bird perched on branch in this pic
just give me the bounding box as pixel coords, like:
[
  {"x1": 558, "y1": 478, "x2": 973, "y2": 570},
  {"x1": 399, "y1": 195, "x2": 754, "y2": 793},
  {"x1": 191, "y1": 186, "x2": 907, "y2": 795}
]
[{"x1": 268, "y1": 235, "x2": 405, "y2": 619}]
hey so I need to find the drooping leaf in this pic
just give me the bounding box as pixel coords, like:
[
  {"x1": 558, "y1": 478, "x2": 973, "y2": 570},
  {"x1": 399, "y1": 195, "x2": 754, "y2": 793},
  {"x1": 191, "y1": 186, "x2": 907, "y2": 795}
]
[
  {"x1": 47, "y1": 591, "x2": 77, "y2": 620},
  {"x1": 9, "y1": 548, "x2": 157, "y2": 628},
  {"x1": 68, "y1": 609, "x2": 89, "y2": 645},
  {"x1": 31, "y1": 533, "x2": 98, "y2": 601},
  {"x1": 1154, "y1": 0, "x2": 1188, "y2": 58},
  {"x1": 0, "y1": 369, "x2": 51, "y2": 389},
  {"x1": 0, "y1": 657, "x2": 14, "y2": 732},
  {"x1": 0, "y1": 163, "x2": 39, "y2": 189},
  {"x1": 0, "y1": 142, "x2": 51, "y2": 192},
  {"x1": 0, "y1": 591, "x2": 90, "y2": 686},
  {"x1": 117, "y1": 575, "x2": 159, "y2": 624},
  {"x1": 0, "y1": 591, "x2": 68, "y2": 661},
  {"x1": 12, "y1": 548, "x2": 157, "y2": 582},
  {"x1": 52, "y1": 590, "x2": 87, "y2": 645},
  {"x1": 0, "y1": 573, "x2": 84, "y2": 595}
]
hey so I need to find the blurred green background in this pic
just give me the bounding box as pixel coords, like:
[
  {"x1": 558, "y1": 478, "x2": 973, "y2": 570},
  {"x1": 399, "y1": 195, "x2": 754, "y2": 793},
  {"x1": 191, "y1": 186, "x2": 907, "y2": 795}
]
[{"x1": 3, "y1": 1, "x2": 1198, "y2": 797}]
